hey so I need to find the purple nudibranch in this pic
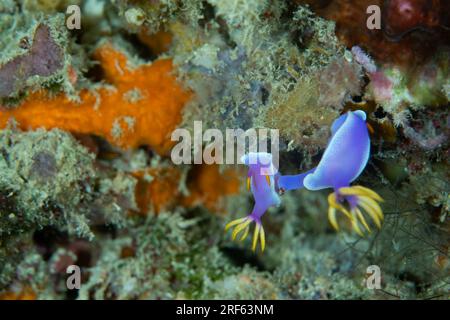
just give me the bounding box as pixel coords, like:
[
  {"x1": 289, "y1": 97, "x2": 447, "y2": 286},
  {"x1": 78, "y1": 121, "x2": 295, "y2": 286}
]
[
  {"x1": 225, "y1": 152, "x2": 314, "y2": 252},
  {"x1": 304, "y1": 110, "x2": 370, "y2": 191},
  {"x1": 303, "y1": 110, "x2": 384, "y2": 236},
  {"x1": 225, "y1": 110, "x2": 384, "y2": 253},
  {"x1": 224, "y1": 152, "x2": 281, "y2": 253}
]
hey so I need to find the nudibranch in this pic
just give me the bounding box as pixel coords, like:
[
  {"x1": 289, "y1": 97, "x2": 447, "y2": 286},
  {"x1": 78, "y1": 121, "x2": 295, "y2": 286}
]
[
  {"x1": 225, "y1": 152, "x2": 314, "y2": 252},
  {"x1": 225, "y1": 111, "x2": 384, "y2": 251},
  {"x1": 225, "y1": 153, "x2": 280, "y2": 252},
  {"x1": 303, "y1": 110, "x2": 384, "y2": 236}
]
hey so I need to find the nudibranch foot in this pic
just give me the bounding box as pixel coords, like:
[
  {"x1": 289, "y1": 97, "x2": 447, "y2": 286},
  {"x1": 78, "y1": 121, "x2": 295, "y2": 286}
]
[
  {"x1": 328, "y1": 185, "x2": 384, "y2": 236},
  {"x1": 225, "y1": 216, "x2": 266, "y2": 252}
]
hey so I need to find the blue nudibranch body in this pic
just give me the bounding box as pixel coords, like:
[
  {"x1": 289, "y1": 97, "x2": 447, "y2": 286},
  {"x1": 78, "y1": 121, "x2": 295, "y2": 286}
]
[
  {"x1": 243, "y1": 152, "x2": 280, "y2": 221},
  {"x1": 225, "y1": 152, "x2": 282, "y2": 252},
  {"x1": 303, "y1": 110, "x2": 384, "y2": 236},
  {"x1": 225, "y1": 110, "x2": 384, "y2": 252},
  {"x1": 225, "y1": 152, "x2": 313, "y2": 253},
  {"x1": 303, "y1": 110, "x2": 370, "y2": 191}
]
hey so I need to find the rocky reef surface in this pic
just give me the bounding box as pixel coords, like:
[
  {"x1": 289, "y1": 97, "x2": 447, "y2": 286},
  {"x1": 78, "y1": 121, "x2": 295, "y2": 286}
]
[{"x1": 0, "y1": 0, "x2": 448, "y2": 299}]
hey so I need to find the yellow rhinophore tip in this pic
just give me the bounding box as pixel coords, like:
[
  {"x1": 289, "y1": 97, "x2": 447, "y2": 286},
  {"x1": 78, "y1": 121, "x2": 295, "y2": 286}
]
[
  {"x1": 351, "y1": 216, "x2": 365, "y2": 237},
  {"x1": 225, "y1": 217, "x2": 247, "y2": 232},
  {"x1": 362, "y1": 197, "x2": 384, "y2": 221},
  {"x1": 328, "y1": 193, "x2": 352, "y2": 220},
  {"x1": 240, "y1": 226, "x2": 250, "y2": 241},
  {"x1": 358, "y1": 198, "x2": 382, "y2": 228},
  {"x1": 265, "y1": 175, "x2": 271, "y2": 186},
  {"x1": 354, "y1": 208, "x2": 371, "y2": 233},
  {"x1": 328, "y1": 207, "x2": 339, "y2": 231},
  {"x1": 328, "y1": 185, "x2": 384, "y2": 236},
  {"x1": 259, "y1": 226, "x2": 266, "y2": 252},
  {"x1": 231, "y1": 218, "x2": 251, "y2": 240},
  {"x1": 250, "y1": 223, "x2": 266, "y2": 253},
  {"x1": 340, "y1": 185, "x2": 384, "y2": 202},
  {"x1": 252, "y1": 223, "x2": 260, "y2": 252},
  {"x1": 225, "y1": 217, "x2": 267, "y2": 253}
]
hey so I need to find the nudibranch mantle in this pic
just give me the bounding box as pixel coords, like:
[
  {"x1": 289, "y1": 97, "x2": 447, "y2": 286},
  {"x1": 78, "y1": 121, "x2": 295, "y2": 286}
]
[
  {"x1": 242, "y1": 152, "x2": 281, "y2": 219},
  {"x1": 225, "y1": 152, "x2": 284, "y2": 253},
  {"x1": 304, "y1": 110, "x2": 370, "y2": 190},
  {"x1": 304, "y1": 110, "x2": 384, "y2": 236},
  {"x1": 225, "y1": 152, "x2": 313, "y2": 252}
]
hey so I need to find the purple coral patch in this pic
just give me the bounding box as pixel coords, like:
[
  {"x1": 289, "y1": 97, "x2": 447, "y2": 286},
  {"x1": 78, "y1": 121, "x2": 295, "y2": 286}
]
[{"x1": 0, "y1": 24, "x2": 64, "y2": 98}]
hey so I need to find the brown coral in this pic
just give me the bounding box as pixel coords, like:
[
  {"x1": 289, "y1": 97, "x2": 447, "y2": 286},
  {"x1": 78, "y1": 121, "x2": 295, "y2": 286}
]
[
  {"x1": 383, "y1": 0, "x2": 445, "y2": 39},
  {"x1": 0, "y1": 24, "x2": 63, "y2": 98},
  {"x1": 138, "y1": 28, "x2": 173, "y2": 56},
  {"x1": 133, "y1": 164, "x2": 241, "y2": 215},
  {"x1": 133, "y1": 167, "x2": 182, "y2": 214},
  {"x1": 299, "y1": 0, "x2": 450, "y2": 68},
  {"x1": 183, "y1": 165, "x2": 241, "y2": 213},
  {"x1": 0, "y1": 43, "x2": 192, "y2": 155}
]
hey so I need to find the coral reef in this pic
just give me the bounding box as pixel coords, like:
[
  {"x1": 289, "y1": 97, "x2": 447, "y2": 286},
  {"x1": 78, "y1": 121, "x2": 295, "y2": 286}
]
[
  {"x1": 298, "y1": 0, "x2": 450, "y2": 125},
  {"x1": 0, "y1": 128, "x2": 94, "y2": 288},
  {"x1": 174, "y1": 3, "x2": 365, "y2": 154},
  {"x1": 0, "y1": 0, "x2": 448, "y2": 301},
  {"x1": 0, "y1": 128, "x2": 97, "y2": 238}
]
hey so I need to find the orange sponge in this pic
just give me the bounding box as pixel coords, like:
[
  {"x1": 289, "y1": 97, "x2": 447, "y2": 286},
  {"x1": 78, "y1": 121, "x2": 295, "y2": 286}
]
[
  {"x1": 0, "y1": 44, "x2": 192, "y2": 155},
  {"x1": 183, "y1": 165, "x2": 241, "y2": 213}
]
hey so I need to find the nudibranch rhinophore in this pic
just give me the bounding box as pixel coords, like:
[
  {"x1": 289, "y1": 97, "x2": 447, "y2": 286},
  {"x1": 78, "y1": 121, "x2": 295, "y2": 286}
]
[
  {"x1": 303, "y1": 110, "x2": 384, "y2": 236},
  {"x1": 225, "y1": 152, "x2": 312, "y2": 252}
]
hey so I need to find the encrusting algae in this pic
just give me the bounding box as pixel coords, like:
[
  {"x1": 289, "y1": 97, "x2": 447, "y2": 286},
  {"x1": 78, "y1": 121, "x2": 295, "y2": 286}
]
[{"x1": 0, "y1": 43, "x2": 192, "y2": 155}]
